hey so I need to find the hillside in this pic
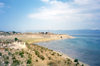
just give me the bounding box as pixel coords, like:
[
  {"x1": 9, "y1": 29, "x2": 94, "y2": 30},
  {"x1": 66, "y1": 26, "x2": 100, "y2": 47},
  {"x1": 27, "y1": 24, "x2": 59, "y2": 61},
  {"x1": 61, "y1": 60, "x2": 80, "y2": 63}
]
[
  {"x1": 0, "y1": 41, "x2": 84, "y2": 66},
  {"x1": 0, "y1": 31, "x2": 86, "y2": 66}
]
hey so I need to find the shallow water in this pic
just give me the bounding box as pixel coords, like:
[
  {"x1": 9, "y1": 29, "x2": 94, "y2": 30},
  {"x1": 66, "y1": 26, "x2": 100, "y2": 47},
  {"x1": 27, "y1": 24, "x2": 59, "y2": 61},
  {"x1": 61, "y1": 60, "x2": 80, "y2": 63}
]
[{"x1": 37, "y1": 30, "x2": 100, "y2": 66}]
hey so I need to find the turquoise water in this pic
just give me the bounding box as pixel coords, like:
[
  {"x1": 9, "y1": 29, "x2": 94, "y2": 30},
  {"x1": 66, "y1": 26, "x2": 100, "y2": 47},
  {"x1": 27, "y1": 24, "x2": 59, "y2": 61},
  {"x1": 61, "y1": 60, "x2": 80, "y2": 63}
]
[{"x1": 37, "y1": 30, "x2": 100, "y2": 66}]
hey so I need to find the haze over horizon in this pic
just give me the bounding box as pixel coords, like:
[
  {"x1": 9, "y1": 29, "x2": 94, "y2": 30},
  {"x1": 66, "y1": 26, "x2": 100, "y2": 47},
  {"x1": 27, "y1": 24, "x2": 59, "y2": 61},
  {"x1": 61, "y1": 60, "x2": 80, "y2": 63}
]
[{"x1": 0, "y1": 0, "x2": 100, "y2": 31}]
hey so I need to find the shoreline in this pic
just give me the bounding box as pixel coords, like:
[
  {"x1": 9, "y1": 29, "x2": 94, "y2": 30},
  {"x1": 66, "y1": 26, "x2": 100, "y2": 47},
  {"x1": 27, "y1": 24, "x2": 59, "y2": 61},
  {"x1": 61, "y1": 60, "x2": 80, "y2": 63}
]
[
  {"x1": 35, "y1": 39, "x2": 89, "y2": 66},
  {"x1": 54, "y1": 51, "x2": 89, "y2": 66}
]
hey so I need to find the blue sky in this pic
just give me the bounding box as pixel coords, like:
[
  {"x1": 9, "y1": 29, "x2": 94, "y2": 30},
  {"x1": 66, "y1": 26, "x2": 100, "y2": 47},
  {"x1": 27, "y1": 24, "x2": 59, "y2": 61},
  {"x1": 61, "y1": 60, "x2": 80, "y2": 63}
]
[{"x1": 0, "y1": 0, "x2": 100, "y2": 31}]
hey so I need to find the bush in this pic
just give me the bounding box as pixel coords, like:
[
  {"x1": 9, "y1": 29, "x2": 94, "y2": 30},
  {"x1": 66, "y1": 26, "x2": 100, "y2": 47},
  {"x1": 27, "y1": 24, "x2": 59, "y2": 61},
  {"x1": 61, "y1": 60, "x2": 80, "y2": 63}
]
[
  {"x1": 15, "y1": 38, "x2": 18, "y2": 41},
  {"x1": 48, "y1": 62, "x2": 57, "y2": 66},
  {"x1": 6, "y1": 56, "x2": 9, "y2": 59},
  {"x1": 8, "y1": 52, "x2": 11, "y2": 55},
  {"x1": 12, "y1": 60, "x2": 20, "y2": 66},
  {"x1": 82, "y1": 64, "x2": 84, "y2": 66},
  {"x1": 36, "y1": 59, "x2": 38, "y2": 62},
  {"x1": 5, "y1": 61, "x2": 9, "y2": 64},
  {"x1": 27, "y1": 59, "x2": 32, "y2": 64},
  {"x1": 12, "y1": 57, "x2": 16, "y2": 60},
  {"x1": 15, "y1": 52, "x2": 19, "y2": 55},
  {"x1": 19, "y1": 51, "x2": 24, "y2": 57},
  {"x1": 39, "y1": 55, "x2": 45, "y2": 60},
  {"x1": 51, "y1": 52, "x2": 55, "y2": 55},
  {"x1": 5, "y1": 48, "x2": 8, "y2": 51},
  {"x1": 74, "y1": 59, "x2": 78, "y2": 62},
  {"x1": 66, "y1": 58, "x2": 71, "y2": 65},
  {"x1": 3, "y1": 55, "x2": 9, "y2": 60},
  {"x1": 41, "y1": 50, "x2": 43, "y2": 53},
  {"x1": 0, "y1": 52, "x2": 2, "y2": 56},
  {"x1": 35, "y1": 50, "x2": 40, "y2": 56},
  {"x1": 35, "y1": 50, "x2": 45, "y2": 60},
  {"x1": 13, "y1": 31, "x2": 16, "y2": 34}
]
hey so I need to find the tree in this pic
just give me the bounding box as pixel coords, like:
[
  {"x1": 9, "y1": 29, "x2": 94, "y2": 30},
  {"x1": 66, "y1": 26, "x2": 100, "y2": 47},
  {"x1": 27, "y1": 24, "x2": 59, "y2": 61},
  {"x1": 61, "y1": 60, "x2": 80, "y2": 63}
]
[
  {"x1": 15, "y1": 38, "x2": 18, "y2": 41},
  {"x1": 74, "y1": 59, "x2": 78, "y2": 62},
  {"x1": 27, "y1": 59, "x2": 32, "y2": 64},
  {"x1": 0, "y1": 52, "x2": 2, "y2": 56},
  {"x1": 13, "y1": 31, "x2": 16, "y2": 34},
  {"x1": 82, "y1": 64, "x2": 84, "y2": 66}
]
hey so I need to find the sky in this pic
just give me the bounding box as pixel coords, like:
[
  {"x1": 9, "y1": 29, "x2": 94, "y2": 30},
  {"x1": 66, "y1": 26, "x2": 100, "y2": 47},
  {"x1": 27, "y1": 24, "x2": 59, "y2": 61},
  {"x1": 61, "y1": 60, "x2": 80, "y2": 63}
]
[{"x1": 0, "y1": 0, "x2": 100, "y2": 32}]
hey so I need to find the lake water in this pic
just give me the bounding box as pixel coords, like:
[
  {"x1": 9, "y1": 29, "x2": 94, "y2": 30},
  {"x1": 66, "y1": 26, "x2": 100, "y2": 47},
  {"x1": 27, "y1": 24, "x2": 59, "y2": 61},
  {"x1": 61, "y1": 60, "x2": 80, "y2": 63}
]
[{"x1": 36, "y1": 30, "x2": 100, "y2": 66}]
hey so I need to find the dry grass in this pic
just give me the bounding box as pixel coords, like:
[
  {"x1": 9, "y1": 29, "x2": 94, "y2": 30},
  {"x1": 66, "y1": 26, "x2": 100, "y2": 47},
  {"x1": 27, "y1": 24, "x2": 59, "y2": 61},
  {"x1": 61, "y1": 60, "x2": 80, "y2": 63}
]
[
  {"x1": 0, "y1": 33, "x2": 84, "y2": 66},
  {"x1": 0, "y1": 43, "x2": 83, "y2": 66}
]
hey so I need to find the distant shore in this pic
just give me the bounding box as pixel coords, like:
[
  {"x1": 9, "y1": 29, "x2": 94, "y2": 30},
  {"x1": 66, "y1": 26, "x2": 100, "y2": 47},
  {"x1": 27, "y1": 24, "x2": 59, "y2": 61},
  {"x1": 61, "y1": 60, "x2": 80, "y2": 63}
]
[{"x1": 0, "y1": 32, "x2": 74, "y2": 44}]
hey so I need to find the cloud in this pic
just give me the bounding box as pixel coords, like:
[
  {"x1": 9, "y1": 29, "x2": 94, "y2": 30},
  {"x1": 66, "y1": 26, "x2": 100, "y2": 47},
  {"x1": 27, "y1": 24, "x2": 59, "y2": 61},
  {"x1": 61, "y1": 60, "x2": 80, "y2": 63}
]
[
  {"x1": 28, "y1": 0, "x2": 100, "y2": 29},
  {"x1": 0, "y1": 2, "x2": 10, "y2": 14},
  {"x1": 41, "y1": 0, "x2": 50, "y2": 3},
  {"x1": 0, "y1": 2, "x2": 5, "y2": 8},
  {"x1": 0, "y1": 2, "x2": 5, "y2": 14},
  {"x1": 28, "y1": 0, "x2": 80, "y2": 21}
]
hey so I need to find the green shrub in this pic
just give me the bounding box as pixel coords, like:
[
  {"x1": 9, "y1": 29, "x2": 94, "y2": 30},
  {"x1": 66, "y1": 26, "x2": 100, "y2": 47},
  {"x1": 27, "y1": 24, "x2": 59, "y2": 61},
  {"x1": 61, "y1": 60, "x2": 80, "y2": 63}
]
[
  {"x1": 48, "y1": 62, "x2": 57, "y2": 66},
  {"x1": 5, "y1": 48, "x2": 8, "y2": 51},
  {"x1": 15, "y1": 38, "x2": 18, "y2": 41},
  {"x1": 6, "y1": 56, "x2": 9, "y2": 59},
  {"x1": 35, "y1": 50, "x2": 45, "y2": 60},
  {"x1": 35, "y1": 50, "x2": 40, "y2": 56},
  {"x1": 12, "y1": 56, "x2": 16, "y2": 60},
  {"x1": 27, "y1": 59, "x2": 32, "y2": 64},
  {"x1": 12, "y1": 60, "x2": 20, "y2": 66},
  {"x1": 8, "y1": 52, "x2": 11, "y2": 55},
  {"x1": 15, "y1": 52, "x2": 19, "y2": 55},
  {"x1": 66, "y1": 59, "x2": 71, "y2": 64},
  {"x1": 76, "y1": 62, "x2": 79, "y2": 66},
  {"x1": 82, "y1": 64, "x2": 84, "y2": 66},
  {"x1": 0, "y1": 52, "x2": 2, "y2": 56},
  {"x1": 5, "y1": 61, "x2": 9, "y2": 64},
  {"x1": 67, "y1": 58, "x2": 71, "y2": 61},
  {"x1": 19, "y1": 51, "x2": 24, "y2": 57},
  {"x1": 74, "y1": 59, "x2": 78, "y2": 62},
  {"x1": 3, "y1": 55, "x2": 9, "y2": 60},
  {"x1": 13, "y1": 31, "x2": 16, "y2": 34},
  {"x1": 41, "y1": 50, "x2": 43, "y2": 53},
  {"x1": 39, "y1": 55, "x2": 45, "y2": 60}
]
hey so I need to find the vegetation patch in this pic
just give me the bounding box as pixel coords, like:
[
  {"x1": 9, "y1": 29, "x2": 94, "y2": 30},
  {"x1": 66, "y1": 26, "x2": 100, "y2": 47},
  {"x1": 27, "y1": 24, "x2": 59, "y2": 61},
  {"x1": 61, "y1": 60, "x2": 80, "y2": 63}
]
[
  {"x1": 5, "y1": 48, "x2": 8, "y2": 51},
  {"x1": 35, "y1": 50, "x2": 45, "y2": 60},
  {"x1": 27, "y1": 59, "x2": 32, "y2": 64},
  {"x1": 35, "y1": 50, "x2": 40, "y2": 57},
  {"x1": 19, "y1": 51, "x2": 24, "y2": 57},
  {"x1": 5, "y1": 61, "x2": 9, "y2": 65},
  {"x1": 12, "y1": 59, "x2": 20, "y2": 66},
  {"x1": 74, "y1": 59, "x2": 78, "y2": 63},
  {"x1": 48, "y1": 61, "x2": 57, "y2": 66},
  {"x1": 0, "y1": 52, "x2": 2, "y2": 56}
]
